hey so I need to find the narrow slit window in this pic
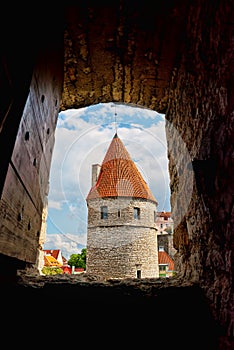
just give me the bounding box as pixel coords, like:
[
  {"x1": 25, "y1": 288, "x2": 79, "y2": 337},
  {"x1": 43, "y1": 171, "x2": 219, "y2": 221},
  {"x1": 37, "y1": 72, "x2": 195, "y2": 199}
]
[
  {"x1": 134, "y1": 207, "x2": 140, "y2": 220},
  {"x1": 118, "y1": 209, "x2": 121, "y2": 218}
]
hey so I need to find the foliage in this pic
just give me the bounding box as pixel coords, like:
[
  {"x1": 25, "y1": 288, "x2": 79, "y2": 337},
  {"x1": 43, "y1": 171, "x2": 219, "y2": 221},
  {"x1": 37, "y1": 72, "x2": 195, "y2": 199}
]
[
  {"x1": 68, "y1": 248, "x2": 86, "y2": 269},
  {"x1": 42, "y1": 266, "x2": 63, "y2": 275}
]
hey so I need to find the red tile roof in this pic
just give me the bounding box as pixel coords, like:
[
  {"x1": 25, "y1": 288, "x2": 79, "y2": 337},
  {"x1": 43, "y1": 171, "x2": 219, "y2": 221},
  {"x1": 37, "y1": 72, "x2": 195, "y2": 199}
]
[
  {"x1": 44, "y1": 249, "x2": 60, "y2": 260},
  {"x1": 158, "y1": 250, "x2": 174, "y2": 271},
  {"x1": 157, "y1": 211, "x2": 171, "y2": 218},
  {"x1": 86, "y1": 133, "x2": 157, "y2": 203},
  {"x1": 44, "y1": 255, "x2": 62, "y2": 267}
]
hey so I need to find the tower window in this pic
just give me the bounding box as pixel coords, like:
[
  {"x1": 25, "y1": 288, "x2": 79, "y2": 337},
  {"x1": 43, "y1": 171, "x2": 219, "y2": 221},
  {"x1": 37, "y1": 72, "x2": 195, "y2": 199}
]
[
  {"x1": 118, "y1": 209, "x2": 121, "y2": 218},
  {"x1": 134, "y1": 207, "x2": 140, "y2": 220},
  {"x1": 101, "y1": 206, "x2": 108, "y2": 219}
]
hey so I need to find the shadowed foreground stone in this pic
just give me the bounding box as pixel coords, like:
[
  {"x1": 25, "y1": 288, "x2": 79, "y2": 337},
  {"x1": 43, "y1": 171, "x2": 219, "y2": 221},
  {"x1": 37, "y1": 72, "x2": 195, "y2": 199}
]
[{"x1": 2, "y1": 274, "x2": 222, "y2": 349}]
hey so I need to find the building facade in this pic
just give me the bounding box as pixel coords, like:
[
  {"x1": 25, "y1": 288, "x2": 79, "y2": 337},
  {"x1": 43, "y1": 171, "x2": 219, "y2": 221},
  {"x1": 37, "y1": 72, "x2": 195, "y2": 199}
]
[
  {"x1": 86, "y1": 133, "x2": 159, "y2": 279},
  {"x1": 155, "y1": 211, "x2": 177, "y2": 258}
]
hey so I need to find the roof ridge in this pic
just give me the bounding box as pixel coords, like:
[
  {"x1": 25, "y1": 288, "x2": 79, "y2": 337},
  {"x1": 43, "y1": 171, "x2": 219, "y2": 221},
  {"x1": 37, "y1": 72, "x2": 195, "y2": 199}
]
[{"x1": 86, "y1": 133, "x2": 157, "y2": 203}]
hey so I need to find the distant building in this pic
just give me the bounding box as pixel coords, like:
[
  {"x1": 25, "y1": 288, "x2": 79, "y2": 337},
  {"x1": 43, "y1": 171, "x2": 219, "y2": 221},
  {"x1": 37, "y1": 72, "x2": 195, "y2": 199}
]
[
  {"x1": 62, "y1": 266, "x2": 84, "y2": 274},
  {"x1": 158, "y1": 246, "x2": 175, "y2": 277},
  {"x1": 155, "y1": 211, "x2": 174, "y2": 235},
  {"x1": 155, "y1": 211, "x2": 177, "y2": 258},
  {"x1": 86, "y1": 132, "x2": 159, "y2": 279},
  {"x1": 43, "y1": 249, "x2": 64, "y2": 265},
  {"x1": 155, "y1": 211, "x2": 177, "y2": 276},
  {"x1": 42, "y1": 249, "x2": 65, "y2": 274},
  {"x1": 44, "y1": 254, "x2": 63, "y2": 268},
  {"x1": 42, "y1": 250, "x2": 85, "y2": 274}
]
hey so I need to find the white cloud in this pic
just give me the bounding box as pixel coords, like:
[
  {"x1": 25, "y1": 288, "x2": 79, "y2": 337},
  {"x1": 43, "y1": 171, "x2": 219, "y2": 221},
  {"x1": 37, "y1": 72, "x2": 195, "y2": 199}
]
[
  {"x1": 48, "y1": 200, "x2": 62, "y2": 210},
  {"x1": 43, "y1": 233, "x2": 86, "y2": 260}
]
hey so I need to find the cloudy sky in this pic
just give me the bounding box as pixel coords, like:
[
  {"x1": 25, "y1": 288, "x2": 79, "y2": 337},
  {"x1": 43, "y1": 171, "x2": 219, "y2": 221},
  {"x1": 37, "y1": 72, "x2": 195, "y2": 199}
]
[{"x1": 43, "y1": 102, "x2": 171, "y2": 259}]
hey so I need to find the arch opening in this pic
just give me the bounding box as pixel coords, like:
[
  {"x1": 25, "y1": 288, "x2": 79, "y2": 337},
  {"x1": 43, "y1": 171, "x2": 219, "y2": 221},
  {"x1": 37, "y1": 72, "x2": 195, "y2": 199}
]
[{"x1": 42, "y1": 102, "x2": 176, "y2": 279}]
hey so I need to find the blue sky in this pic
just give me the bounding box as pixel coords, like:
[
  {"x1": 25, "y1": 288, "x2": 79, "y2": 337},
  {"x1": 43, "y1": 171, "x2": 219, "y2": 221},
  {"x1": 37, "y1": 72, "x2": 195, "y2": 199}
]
[{"x1": 44, "y1": 102, "x2": 171, "y2": 258}]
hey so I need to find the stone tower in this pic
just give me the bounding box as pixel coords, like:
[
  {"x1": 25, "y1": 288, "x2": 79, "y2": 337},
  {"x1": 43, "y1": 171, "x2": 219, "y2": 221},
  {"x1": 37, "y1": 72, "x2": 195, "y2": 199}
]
[{"x1": 86, "y1": 132, "x2": 159, "y2": 279}]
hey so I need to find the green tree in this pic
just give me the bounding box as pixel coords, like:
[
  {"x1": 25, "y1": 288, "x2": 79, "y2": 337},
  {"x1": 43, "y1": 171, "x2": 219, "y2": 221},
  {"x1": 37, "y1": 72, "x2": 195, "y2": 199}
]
[{"x1": 68, "y1": 248, "x2": 86, "y2": 269}]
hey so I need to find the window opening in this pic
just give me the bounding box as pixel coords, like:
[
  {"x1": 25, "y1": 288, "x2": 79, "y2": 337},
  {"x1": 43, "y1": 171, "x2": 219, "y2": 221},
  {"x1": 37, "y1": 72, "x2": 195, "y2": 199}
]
[
  {"x1": 45, "y1": 102, "x2": 171, "y2": 270},
  {"x1": 159, "y1": 265, "x2": 167, "y2": 271},
  {"x1": 134, "y1": 207, "x2": 140, "y2": 220},
  {"x1": 101, "y1": 206, "x2": 108, "y2": 219}
]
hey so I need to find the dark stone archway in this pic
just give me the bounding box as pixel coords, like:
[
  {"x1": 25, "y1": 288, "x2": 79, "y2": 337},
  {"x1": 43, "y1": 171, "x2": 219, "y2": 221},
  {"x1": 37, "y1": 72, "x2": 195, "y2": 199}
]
[{"x1": 0, "y1": 2, "x2": 233, "y2": 348}]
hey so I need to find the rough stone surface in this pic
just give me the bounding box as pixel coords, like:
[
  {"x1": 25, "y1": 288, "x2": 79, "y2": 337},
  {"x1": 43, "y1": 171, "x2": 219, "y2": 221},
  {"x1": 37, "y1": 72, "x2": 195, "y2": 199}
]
[
  {"x1": 87, "y1": 198, "x2": 159, "y2": 279},
  {"x1": 1, "y1": 272, "x2": 221, "y2": 349},
  {"x1": 60, "y1": 6, "x2": 234, "y2": 344}
]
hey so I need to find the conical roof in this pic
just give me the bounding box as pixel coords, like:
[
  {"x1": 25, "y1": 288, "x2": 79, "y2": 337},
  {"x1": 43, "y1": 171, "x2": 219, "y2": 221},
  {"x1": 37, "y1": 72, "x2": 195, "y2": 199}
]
[{"x1": 86, "y1": 133, "x2": 157, "y2": 204}]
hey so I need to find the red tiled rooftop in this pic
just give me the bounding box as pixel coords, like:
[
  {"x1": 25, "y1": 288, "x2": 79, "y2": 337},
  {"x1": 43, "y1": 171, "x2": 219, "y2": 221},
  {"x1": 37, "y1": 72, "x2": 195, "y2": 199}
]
[
  {"x1": 44, "y1": 255, "x2": 62, "y2": 267},
  {"x1": 158, "y1": 250, "x2": 174, "y2": 271},
  {"x1": 86, "y1": 133, "x2": 157, "y2": 203},
  {"x1": 157, "y1": 211, "x2": 171, "y2": 218},
  {"x1": 44, "y1": 249, "x2": 60, "y2": 259}
]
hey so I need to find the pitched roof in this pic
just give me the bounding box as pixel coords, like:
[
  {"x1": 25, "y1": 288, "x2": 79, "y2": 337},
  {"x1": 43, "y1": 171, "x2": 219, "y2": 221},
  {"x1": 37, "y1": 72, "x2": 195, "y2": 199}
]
[
  {"x1": 44, "y1": 249, "x2": 60, "y2": 259},
  {"x1": 157, "y1": 211, "x2": 171, "y2": 219},
  {"x1": 44, "y1": 255, "x2": 62, "y2": 267},
  {"x1": 158, "y1": 250, "x2": 174, "y2": 271},
  {"x1": 86, "y1": 133, "x2": 157, "y2": 203}
]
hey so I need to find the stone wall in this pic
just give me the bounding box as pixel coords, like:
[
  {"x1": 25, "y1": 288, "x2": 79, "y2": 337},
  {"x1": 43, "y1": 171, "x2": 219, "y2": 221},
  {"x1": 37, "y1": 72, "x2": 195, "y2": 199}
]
[
  {"x1": 165, "y1": 0, "x2": 233, "y2": 342},
  {"x1": 86, "y1": 197, "x2": 158, "y2": 279}
]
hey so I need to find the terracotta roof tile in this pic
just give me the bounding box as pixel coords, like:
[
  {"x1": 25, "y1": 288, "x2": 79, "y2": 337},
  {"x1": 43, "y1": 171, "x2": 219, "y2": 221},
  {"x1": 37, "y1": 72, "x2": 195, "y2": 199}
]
[
  {"x1": 44, "y1": 249, "x2": 60, "y2": 259},
  {"x1": 158, "y1": 251, "x2": 174, "y2": 270},
  {"x1": 86, "y1": 133, "x2": 157, "y2": 203},
  {"x1": 44, "y1": 255, "x2": 62, "y2": 267},
  {"x1": 157, "y1": 211, "x2": 171, "y2": 218}
]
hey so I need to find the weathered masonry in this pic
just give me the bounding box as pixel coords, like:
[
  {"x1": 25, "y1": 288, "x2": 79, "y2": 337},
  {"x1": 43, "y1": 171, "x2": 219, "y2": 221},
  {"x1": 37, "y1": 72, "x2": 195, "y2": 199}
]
[
  {"x1": 86, "y1": 133, "x2": 159, "y2": 279},
  {"x1": 0, "y1": 2, "x2": 233, "y2": 349}
]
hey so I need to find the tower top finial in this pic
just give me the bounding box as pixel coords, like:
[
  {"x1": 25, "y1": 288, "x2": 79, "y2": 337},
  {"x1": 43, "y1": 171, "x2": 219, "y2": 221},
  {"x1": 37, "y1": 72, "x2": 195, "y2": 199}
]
[
  {"x1": 111, "y1": 103, "x2": 118, "y2": 133},
  {"x1": 86, "y1": 132, "x2": 157, "y2": 204}
]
